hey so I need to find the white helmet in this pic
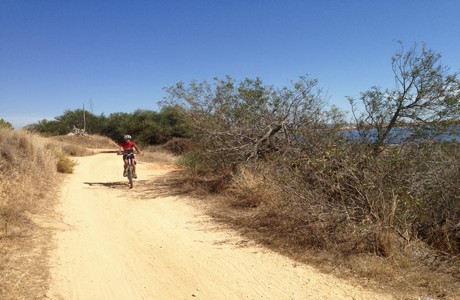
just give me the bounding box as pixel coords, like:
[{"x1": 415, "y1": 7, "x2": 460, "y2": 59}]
[{"x1": 124, "y1": 134, "x2": 132, "y2": 140}]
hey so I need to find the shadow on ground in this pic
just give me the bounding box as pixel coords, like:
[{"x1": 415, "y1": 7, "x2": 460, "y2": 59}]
[
  {"x1": 82, "y1": 171, "x2": 191, "y2": 198},
  {"x1": 83, "y1": 181, "x2": 148, "y2": 189}
]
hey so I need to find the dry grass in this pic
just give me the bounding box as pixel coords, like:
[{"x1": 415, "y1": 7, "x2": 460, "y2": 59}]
[
  {"x1": 226, "y1": 165, "x2": 283, "y2": 209},
  {"x1": 169, "y1": 156, "x2": 460, "y2": 300},
  {"x1": 141, "y1": 146, "x2": 179, "y2": 167},
  {"x1": 156, "y1": 138, "x2": 196, "y2": 155},
  {"x1": 46, "y1": 134, "x2": 121, "y2": 174},
  {"x1": 0, "y1": 131, "x2": 117, "y2": 299},
  {"x1": 53, "y1": 149, "x2": 76, "y2": 174},
  {"x1": 49, "y1": 134, "x2": 118, "y2": 155},
  {"x1": 0, "y1": 128, "x2": 61, "y2": 299},
  {"x1": 0, "y1": 131, "x2": 122, "y2": 299}
]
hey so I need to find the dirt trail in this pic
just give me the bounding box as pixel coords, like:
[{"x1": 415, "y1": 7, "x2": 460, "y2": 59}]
[{"x1": 47, "y1": 152, "x2": 393, "y2": 300}]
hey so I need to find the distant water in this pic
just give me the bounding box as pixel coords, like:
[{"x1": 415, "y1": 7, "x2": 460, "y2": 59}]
[{"x1": 342, "y1": 124, "x2": 460, "y2": 143}]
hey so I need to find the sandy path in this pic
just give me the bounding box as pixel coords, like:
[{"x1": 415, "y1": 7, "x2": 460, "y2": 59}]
[{"x1": 47, "y1": 152, "x2": 393, "y2": 300}]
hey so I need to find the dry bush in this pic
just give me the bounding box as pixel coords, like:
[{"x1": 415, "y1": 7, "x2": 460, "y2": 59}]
[
  {"x1": 46, "y1": 138, "x2": 92, "y2": 157},
  {"x1": 227, "y1": 167, "x2": 264, "y2": 208},
  {"x1": 271, "y1": 147, "x2": 402, "y2": 256},
  {"x1": 140, "y1": 146, "x2": 178, "y2": 165},
  {"x1": 400, "y1": 142, "x2": 460, "y2": 254},
  {"x1": 59, "y1": 143, "x2": 93, "y2": 156},
  {"x1": 49, "y1": 134, "x2": 118, "y2": 153},
  {"x1": 163, "y1": 73, "x2": 460, "y2": 297},
  {"x1": 226, "y1": 164, "x2": 282, "y2": 209},
  {"x1": 181, "y1": 138, "x2": 460, "y2": 298},
  {"x1": 0, "y1": 128, "x2": 60, "y2": 299},
  {"x1": 271, "y1": 142, "x2": 458, "y2": 297},
  {"x1": 158, "y1": 138, "x2": 195, "y2": 155},
  {"x1": 53, "y1": 149, "x2": 76, "y2": 173},
  {"x1": 176, "y1": 150, "x2": 235, "y2": 193},
  {"x1": 0, "y1": 128, "x2": 57, "y2": 234}
]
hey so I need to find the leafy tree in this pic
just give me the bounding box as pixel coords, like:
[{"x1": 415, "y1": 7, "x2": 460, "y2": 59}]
[
  {"x1": 345, "y1": 42, "x2": 460, "y2": 255},
  {"x1": 0, "y1": 118, "x2": 13, "y2": 129},
  {"x1": 24, "y1": 106, "x2": 191, "y2": 145},
  {"x1": 348, "y1": 42, "x2": 460, "y2": 152},
  {"x1": 130, "y1": 110, "x2": 161, "y2": 144},
  {"x1": 27, "y1": 109, "x2": 101, "y2": 135},
  {"x1": 101, "y1": 112, "x2": 133, "y2": 142},
  {"x1": 54, "y1": 109, "x2": 100, "y2": 134},
  {"x1": 24, "y1": 119, "x2": 60, "y2": 135},
  {"x1": 157, "y1": 106, "x2": 191, "y2": 139}
]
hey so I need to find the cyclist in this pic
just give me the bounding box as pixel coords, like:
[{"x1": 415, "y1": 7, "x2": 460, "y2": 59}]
[{"x1": 118, "y1": 134, "x2": 141, "y2": 178}]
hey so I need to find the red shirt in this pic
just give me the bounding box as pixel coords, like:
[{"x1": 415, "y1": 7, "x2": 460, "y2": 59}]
[{"x1": 119, "y1": 140, "x2": 138, "y2": 151}]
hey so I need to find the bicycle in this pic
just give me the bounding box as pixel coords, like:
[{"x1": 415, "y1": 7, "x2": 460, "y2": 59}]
[{"x1": 118, "y1": 150, "x2": 137, "y2": 189}]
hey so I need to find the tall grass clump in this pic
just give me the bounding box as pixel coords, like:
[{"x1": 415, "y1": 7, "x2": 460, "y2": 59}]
[
  {"x1": 0, "y1": 128, "x2": 65, "y2": 298},
  {"x1": 0, "y1": 128, "x2": 59, "y2": 236},
  {"x1": 52, "y1": 147, "x2": 76, "y2": 173}
]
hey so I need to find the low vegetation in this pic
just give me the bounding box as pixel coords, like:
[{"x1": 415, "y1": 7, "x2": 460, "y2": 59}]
[
  {"x1": 0, "y1": 128, "x2": 60, "y2": 298},
  {"x1": 0, "y1": 130, "x2": 117, "y2": 299},
  {"x1": 49, "y1": 134, "x2": 118, "y2": 155},
  {"x1": 164, "y1": 43, "x2": 460, "y2": 298}
]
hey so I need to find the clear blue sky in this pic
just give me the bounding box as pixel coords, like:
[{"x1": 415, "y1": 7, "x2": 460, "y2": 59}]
[{"x1": 1, "y1": 0, "x2": 459, "y2": 129}]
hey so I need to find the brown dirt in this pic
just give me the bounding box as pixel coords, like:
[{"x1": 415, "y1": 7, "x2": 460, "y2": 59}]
[{"x1": 45, "y1": 151, "x2": 394, "y2": 299}]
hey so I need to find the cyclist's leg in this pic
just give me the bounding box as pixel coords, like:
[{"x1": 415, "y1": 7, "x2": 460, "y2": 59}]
[{"x1": 123, "y1": 158, "x2": 128, "y2": 176}]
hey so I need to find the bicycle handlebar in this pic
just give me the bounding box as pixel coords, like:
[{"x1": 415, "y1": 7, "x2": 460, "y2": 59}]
[{"x1": 117, "y1": 150, "x2": 138, "y2": 155}]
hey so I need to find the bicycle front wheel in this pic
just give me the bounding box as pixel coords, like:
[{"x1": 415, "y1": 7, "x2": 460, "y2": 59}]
[{"x1": 127, "y1": 165, "x2": 133, "y2": 188}]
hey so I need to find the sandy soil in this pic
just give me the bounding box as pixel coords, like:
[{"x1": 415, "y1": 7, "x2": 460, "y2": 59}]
[{"x1": 46, "y1": 152, "x2": 394, "y2": 300}]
